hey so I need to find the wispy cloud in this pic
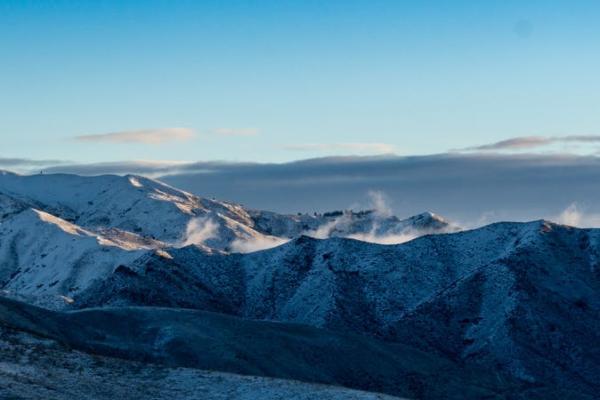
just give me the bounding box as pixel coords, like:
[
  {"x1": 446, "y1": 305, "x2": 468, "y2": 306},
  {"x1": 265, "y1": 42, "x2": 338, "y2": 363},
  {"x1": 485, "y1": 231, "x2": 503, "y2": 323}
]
[
  {"x1": 553, "y1": 203, "x2": 600, "y2": 228},
  {"x1": 230, "y1": 235, "x2": 289, "y2": 253},
  {"x1": 461, "y1": 135, "x2": 600, "y2": 152},
  {"x1": 73, "y1": 128, "x2": 195, "y2": 144},
  {"x1": 41, "y1": 159, "x2": 244, "y2": 177},
  {"x1": 181, "y1": 217, "x2": 219, "y2": 247},
  {"x1": 283, "y1": 142, "x2": 397, "y2": 155},
  {"x1": 0, "y1": 157, "x2": 67, "y2": 167},
  {"x1": 209, "y1": 128, "x2": 259, "y2": 137}
]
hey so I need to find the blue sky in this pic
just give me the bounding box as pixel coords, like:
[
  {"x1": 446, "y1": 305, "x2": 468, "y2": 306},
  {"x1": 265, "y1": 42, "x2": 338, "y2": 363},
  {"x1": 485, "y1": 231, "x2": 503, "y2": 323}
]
[{"x1": 1, "y1": 0, "x2": 600, "y2": 164}]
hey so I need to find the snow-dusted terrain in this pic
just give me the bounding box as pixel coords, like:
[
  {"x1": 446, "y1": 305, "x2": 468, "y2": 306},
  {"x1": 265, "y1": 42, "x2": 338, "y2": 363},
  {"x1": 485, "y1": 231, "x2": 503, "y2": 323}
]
[
  {"x1": 1, "y1": 295, "x2": 517, "y2": 400},
  {"x1": 68, "y1": 220, "x2": 600, "y2": 398},
  {"x1": 0, "y1": 208, "x2": 146, "y2": 309},
  {"x1": 0, "y1": 170, "x2": 456, "y2": 308},
  {"x1": 0, "y1": 326, "x2": 402, "y2": 400},
  {"x1": 0, "y1": 170, "x2": 456, "y2": 251},
  {"x1": 1, "y1": 170, "x2": 599, "y2": 399},
  {"x1": 249, "y1": 208, "x2": 458, "y2": 244},
  {"x1": 0, "y1": 170, "x2": 274, "y2": 250}
]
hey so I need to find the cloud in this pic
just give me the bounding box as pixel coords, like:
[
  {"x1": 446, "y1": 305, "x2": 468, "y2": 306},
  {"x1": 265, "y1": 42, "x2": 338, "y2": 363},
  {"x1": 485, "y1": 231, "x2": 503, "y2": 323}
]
[
  {"x1": 42, "y1": 160, "x2": 195, "y2": 177},
  {"x1": 303, "y1": 213, "x2": 421, "y2": 245},
  {"x1": 555, "y1": 203, "x2": 583, "y2": 227},
  {"x1": 0, "y1": 157, "x2": 67, "y2": 168},
  {"x1": 73, "y1": 128, "x2": 195, "y2": 144},
  {"x1": 12, "y1": 153, "x2": 600, "y2": 226},
  {"x1": 229, "y1": 235, "x2": 289, "y2": 253},
  {"x1": 283, "y1": 142, "x2": 396, "y2": 155},
  {"x1": 303, "y1": 213, "x2": 422, "y2": 245},
  {"x1": 210, "y1": 128, "x2": 259, "y2": 137},
  {"x1": 346, "y1": 230, "x2": 420, "y2": 245},
  {"x1": 553, "y1": 203, "x2": 600, "y2": 228},
  {"x1": 38, "y1": 159, "x2": 262, "y2": 178},
  {"x1": 462, "y1": 135, "x2": 600, "y2": 152},
  {"x1": 466, "y1": 136, "x2": 551, "y2": 151},
  {"x1": 302, "y1": 191, "x2": 449, "y2": 245},
  {"x1": 181, "y1": 217, "x2": 219, "y2": 247},
  {"x1": 304, "y1": 217, "x2": 344, "y2": 239},
  {"x1": 158, "y1": 153, "x2": 600, "y2": 224},
  {"x1": 300, "y1": 191, "x2": 445, "y2": 245},
  {"x1": 367, "y1": 190, "x2": 393, "y2": 217}
]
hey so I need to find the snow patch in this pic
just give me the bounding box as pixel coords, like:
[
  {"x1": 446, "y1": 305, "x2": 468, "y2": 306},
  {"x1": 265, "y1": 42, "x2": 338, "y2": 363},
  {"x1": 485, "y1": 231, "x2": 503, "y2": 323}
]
[
  {"x1": 34, "y1": 209, "x2": 86, "y2": 236},
  {"x1": 128, "y1": 176, "x2": 143, "y2": 188}
]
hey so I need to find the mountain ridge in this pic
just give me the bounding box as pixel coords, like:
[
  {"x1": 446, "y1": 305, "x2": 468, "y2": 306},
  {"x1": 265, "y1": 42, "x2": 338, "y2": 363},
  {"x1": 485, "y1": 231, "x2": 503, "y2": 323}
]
[{"x1": 1, "y1": 171, "x2": 599, "y2": 399}]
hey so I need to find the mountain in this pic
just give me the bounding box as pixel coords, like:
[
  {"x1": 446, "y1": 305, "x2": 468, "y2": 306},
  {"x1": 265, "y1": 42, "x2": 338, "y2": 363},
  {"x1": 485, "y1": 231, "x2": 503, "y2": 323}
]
[
  {"x1": 0, "y1": 208, "x2": 146, "y2": 309},
  {"x1": 0, "y1": 171, "x2": 455, "y2": 251},
  {"x1": 1, "y1": 170, "x2": 599, "y2": 399},
  {"x1": 0, "y1": 171, "x2": 456, "y2": 308},
  {"x1": 0, "y1": 171, "x2": 274, "y2": 250},
  {"x1": 74, "y1": 221, "x2": 600, "y2": 398},
  {"x1": 249, "y1": 209, "x2": 458, "y2": 244}
]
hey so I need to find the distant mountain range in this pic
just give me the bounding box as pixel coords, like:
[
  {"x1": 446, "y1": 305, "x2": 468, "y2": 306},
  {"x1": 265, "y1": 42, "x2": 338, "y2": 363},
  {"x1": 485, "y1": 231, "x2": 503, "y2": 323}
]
[{"x1": 0, "y1": 170, "x2": 598, "y2": 399}]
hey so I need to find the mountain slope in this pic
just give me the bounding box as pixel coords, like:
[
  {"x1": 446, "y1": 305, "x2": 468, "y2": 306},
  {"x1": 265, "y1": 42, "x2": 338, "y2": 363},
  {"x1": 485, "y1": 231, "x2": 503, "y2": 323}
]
[
  {"x1": 0, "y1": 326, "x2": 403, "y2": 400},
  {"x1": 0, "y1": 171, "x2": 457, "y2": 252},
  {"x1": 0, "y1": 171, "x2": 275, "y2": 250},
  {"x1": 0, "y1": 171, "x2": 458, "y2": 310},
  {"x1": 0, "y1": 295, "x2": 524, "y2": 400},
  {"x1": 2, "y1": 171, "x2": 599, "y2": 398},
  {"x1": 79, "y1": 221, "x2": 545, "y2": 328},
  {"x1": 389, "y1": 221, "x2": 600, "y2": 394},
  {"x1": 0, "y1": 208, "x2": 146, "y2": 309},
  {"x1": 74, "y1": 221, "x2": 600, "y2": 397},
  {"x1": 249, "y1": 209, "x2": 458, "y2": 244}
]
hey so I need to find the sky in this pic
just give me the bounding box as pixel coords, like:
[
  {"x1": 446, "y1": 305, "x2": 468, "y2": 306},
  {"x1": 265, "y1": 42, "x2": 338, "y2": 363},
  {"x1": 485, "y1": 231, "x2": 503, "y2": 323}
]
[
  {"x1": 2, "y1": 1, "x2": 600, "y2": 223},
  {"x1": 2, "y1": 0, "x2": 600, "y2": 165}
]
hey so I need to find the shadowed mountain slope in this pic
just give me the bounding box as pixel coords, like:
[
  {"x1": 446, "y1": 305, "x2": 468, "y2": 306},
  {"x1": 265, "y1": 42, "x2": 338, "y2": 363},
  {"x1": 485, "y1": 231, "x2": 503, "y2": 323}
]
[
  {"x1": 0, "y1": 295, "x2": 523, "y2": 400},
  {"x1": 73, "y1": 221, "x2": 600, "y2": 398}
]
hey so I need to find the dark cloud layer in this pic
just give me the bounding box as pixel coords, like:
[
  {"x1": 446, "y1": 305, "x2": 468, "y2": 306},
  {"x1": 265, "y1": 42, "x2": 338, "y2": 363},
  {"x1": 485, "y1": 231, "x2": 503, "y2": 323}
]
[
  {"x1": 43, "y1": 161, "x2": 192, "y2": 176},
  {"x1": 15, "y1": 154, "x2": 600, "y2": 223},
  {"x1": 162, "y1": 154, "x2": 600, "y2": 223},
  {"x1": 0, "y1": 157, "x2": 66, "y2": 168}
]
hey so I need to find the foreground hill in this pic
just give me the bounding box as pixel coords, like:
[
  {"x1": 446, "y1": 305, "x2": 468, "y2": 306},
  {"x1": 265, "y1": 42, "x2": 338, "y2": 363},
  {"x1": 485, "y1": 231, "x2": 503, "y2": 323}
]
[
  {"x1": 0, "y1": 295, "x2": 531, "y2": 399},
  {"x1": 0, "y1": 325, "x2": 402, "y2": 400}
]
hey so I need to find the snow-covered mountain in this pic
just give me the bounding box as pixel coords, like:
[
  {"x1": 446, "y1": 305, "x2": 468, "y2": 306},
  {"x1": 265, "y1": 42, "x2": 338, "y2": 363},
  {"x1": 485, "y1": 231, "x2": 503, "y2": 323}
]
[
  {"x1": 0, "y1": 207, "x2": 147, "y2": 309},
  {"x1": 73, "y1": 220, "x2": 600, "y2": 398},
  {"x1": 0, "y1": 171, "x2": 455, "y2": 253},
  {"x1": 249, "y1": 209, "x2": 458, "y2": 244},
  {"x1": 2, "y1": 170, "x2": 599, "y2": 399},
  {"x1": 0, "y1": 171, "x2": 273, "y2": 250},
  {"x1": 0, "y1": 170, "x2": 458, "y2": 309}
]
